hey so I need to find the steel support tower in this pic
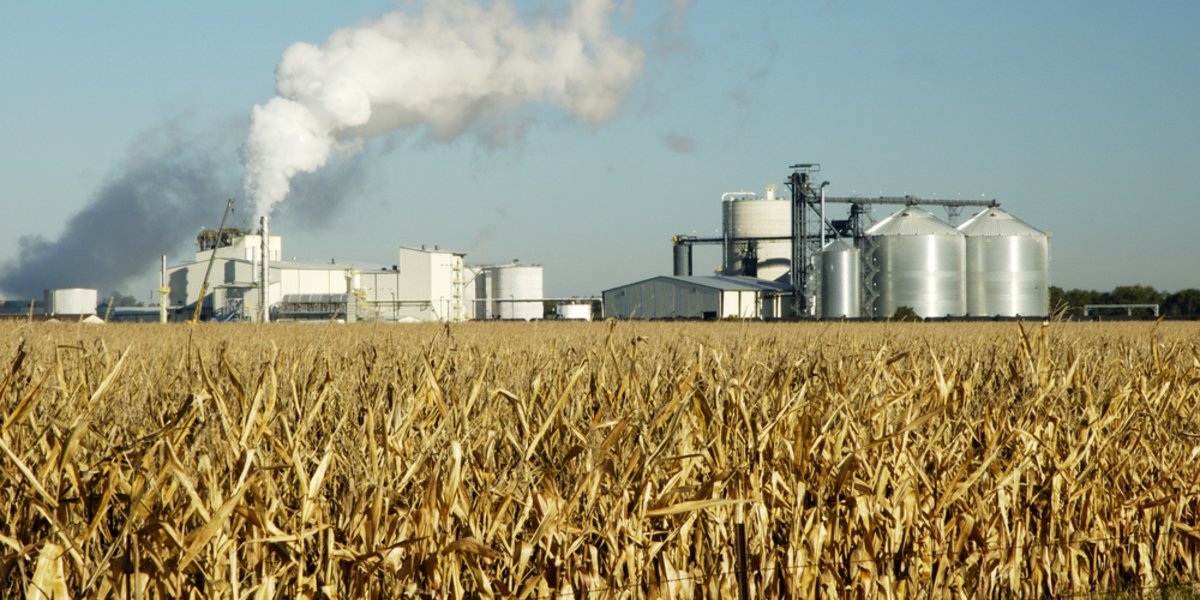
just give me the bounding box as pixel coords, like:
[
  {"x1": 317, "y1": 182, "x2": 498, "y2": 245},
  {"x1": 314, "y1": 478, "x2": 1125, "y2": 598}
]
[{"x1": 786, "y1": 164, "x2": 823, "y2": 317}]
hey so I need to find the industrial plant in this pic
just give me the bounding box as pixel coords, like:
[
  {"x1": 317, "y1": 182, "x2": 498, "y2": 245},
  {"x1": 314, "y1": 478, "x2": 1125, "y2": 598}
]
[
  {"x1": 10, "y1": 227, "x2": 566, "y2": 324},
  {"x1": 161, "y1": 217, "x2": 552, "y2": 323},
  {"x1": 6, "y1": 163, "x2": 1050, "y2": 324},
  {"x1": 604, "y1": 164, "x2": 1051, "y2": 320}
]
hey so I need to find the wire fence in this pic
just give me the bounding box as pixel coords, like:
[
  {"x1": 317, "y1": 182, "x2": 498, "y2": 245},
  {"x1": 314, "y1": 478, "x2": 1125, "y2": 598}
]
[{"x1": 518, "y1": 530, "x2": 1200, "y2": 599}]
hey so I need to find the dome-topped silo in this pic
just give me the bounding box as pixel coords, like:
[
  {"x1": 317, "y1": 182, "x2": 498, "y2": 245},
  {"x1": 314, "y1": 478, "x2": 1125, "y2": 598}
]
[
  {"x1": 957, "y1": 207, "x2": 1050, "y2": 317},
  {"x1": 864, "y1": 206, "x2": 966, "y2": 318}
]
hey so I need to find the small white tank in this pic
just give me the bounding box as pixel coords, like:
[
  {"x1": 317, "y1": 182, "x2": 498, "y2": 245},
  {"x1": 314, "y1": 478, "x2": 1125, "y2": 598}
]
[
  {"x1": 44, "y1": 288, "x2": 98, "y2": 316},
  {"x1": 557, "y1": 303, "x2": 593, "y2": 321}
]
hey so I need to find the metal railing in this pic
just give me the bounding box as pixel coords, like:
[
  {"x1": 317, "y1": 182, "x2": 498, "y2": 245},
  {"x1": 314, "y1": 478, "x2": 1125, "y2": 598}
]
[{"x1": 1082, "y1": 303, "x2": 1159, "y2": 317}]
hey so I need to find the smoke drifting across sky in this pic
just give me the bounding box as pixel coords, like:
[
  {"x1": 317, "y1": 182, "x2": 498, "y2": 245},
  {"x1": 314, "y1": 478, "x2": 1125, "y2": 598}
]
[
  {"x1": 242, "y1": 0, "x2": 645, "y2": 219},
  {"x1": 0, "y1": 119, "x2": 370, "y2": 299},
  {"x1": 0, "y1": 0, "x2": 646, "y2": 299},
  {"x1": 0, "y1": 121, "x2": 237, "y2": 298}
]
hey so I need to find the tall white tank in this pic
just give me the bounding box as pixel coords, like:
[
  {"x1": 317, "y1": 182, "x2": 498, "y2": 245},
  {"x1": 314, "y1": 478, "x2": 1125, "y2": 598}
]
[
  {"x1": 722, "y1": 193, "x2": 790, "y2": 281},
  {"x1": 864, "y1": 206, "x2": 966, "y2": 318},
  {"x1": 44, "y1": 288, "x2": 99, "y2": 316},
  {"x1": 490, "y1": 264, "x2": 544, "y2": 320},
  {"x1": 820, "y1": 240, "x2": 861, "y2": 318},
  {"x1": 957, "y1": 207, "x2": 1050, "y2": 317}
]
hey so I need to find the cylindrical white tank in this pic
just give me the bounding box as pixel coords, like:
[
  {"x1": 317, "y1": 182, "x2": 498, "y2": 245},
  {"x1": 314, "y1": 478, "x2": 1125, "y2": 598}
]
[
  {"x1": 557, "y1": 303, "x2": 592, "y2": 321},
  {"x1": 820, "y1": 240, "x2": 861, "y2": 318},
  {"x1": 490, "y1": 264, "x2": 544, "y2": 320},
  {"x1": 44, "y1": 288, "x2": 98, "y2": 316},
  {"x1": 957, "y1": 207, "x2": 1050, "y2": 317},
  {"x1": 723, "y1": 195, "x2": 790, "y2": 281},
  {"x1": 864, "y1": 206, "x2": 966, "y2": 318}
]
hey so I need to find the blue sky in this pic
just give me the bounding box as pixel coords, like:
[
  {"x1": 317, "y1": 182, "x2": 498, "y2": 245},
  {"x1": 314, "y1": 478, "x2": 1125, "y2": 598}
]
[{"x1": 1, "y1": 1, "x2": 1197, "y2": 300}]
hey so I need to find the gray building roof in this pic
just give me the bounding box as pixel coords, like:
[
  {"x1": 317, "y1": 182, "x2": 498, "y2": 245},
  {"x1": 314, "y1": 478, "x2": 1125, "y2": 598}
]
[{"x1": 605, "y1": 275, "x2": 792, "y2": 294}]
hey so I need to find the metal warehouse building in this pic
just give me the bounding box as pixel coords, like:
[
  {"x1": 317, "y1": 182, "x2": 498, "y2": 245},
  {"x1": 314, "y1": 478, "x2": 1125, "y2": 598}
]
[{"x1": 602, "y1": 276, "x2": 790, "y2": 320}]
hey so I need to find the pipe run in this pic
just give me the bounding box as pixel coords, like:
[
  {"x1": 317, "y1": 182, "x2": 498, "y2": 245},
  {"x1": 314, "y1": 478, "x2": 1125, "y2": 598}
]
[{"x1": 721, "y1": 191, "x2": 758, "y2": 202}]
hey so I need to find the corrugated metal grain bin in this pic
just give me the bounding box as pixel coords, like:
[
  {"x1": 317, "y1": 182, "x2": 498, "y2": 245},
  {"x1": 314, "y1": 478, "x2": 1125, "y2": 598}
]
[
  {"x1": 957, "y1": 207, "x2": 1050, "y2": 317},
  {"x1": 819, "y1": 240, "x2": 861, "y2": 318},
  {"x1": 864, "y1": 206, "x2": 966, "y2": 318}
]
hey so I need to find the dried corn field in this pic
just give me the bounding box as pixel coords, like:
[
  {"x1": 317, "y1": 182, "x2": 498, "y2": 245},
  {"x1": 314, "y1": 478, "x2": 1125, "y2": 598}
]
[{"x1": 2, "y1": 320, "x2": 1200, "y2": 598}]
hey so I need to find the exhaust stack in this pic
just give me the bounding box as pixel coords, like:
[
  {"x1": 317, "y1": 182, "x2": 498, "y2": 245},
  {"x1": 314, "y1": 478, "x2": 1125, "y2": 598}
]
[
  {"x1": 260, "y1": 216, "x2": 270, "y2": 323},
  {"x1": 159, "y1": 255, "x2": 169, "y2": 324}
]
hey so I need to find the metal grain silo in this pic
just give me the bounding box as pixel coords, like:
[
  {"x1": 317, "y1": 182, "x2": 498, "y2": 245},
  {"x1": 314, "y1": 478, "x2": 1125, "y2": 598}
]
[
  {"x1": 819, "y1": 240, "x2": 861, "y2": 318},
  {"x1": 864, "y1": 206, "x2": 966, "y2": 318},
  {"x1": 722, "y1": 191, "x2": 790, "y2": 281},
  {"x1": 957, "y1": 207, "x2": 1050, "y2": 317}
]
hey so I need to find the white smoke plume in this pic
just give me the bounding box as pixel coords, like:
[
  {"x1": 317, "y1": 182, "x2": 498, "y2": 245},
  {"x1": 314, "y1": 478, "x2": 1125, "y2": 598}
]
[{"x1": 243, "y1": 0, "x2": 644, "y2": 219}]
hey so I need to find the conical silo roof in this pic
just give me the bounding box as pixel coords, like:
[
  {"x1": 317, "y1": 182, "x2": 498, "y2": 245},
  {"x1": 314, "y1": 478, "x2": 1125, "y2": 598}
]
[
  {"x1": 957, "y1": 207, "x2": 1045, "y2": 237},
  {"x1": 820, "y1": 238, "x2": 856, "y2": 253},
  {"x1": 864, "y1": 206, "x2": 960, "y2": 237}
]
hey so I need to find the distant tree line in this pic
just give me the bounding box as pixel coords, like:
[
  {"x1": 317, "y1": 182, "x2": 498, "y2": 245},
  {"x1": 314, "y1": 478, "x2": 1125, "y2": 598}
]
[{"x1": 1049, "y1": 285, "x2": 1200, "y2": 318}]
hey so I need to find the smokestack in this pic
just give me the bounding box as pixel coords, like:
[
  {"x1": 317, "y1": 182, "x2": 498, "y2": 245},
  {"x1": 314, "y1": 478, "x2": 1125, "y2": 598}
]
[
  {"x1": 242, "y1": 0, "x2": 644, "y2": 219},
  {"x1": 159, "y1": 255, "x2": 168, "y2": 324},
  {"x1": 260, "y1": 216, "x2": 270, "y2": 323}
]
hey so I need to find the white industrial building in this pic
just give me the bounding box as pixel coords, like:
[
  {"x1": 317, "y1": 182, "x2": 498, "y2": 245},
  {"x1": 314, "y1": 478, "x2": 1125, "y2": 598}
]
[
  {"x1": 602, "y1": 276, "x2": 790, "y2": 320},
  {"x1": 166, "y1": 230, "x2": 543, "y2": 322}
]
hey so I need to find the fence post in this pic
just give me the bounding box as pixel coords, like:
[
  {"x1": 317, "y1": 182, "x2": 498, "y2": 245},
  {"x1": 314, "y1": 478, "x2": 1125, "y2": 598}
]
[{"x1": 735, "y1": 503, "x2": 750, "y2": 600}]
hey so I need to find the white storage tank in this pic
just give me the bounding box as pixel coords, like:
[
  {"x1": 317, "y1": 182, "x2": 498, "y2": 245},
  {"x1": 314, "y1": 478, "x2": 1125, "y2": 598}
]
[
  {"x1": 819, "y1": 240, "x2": 861, "y2": 318},
  {"x1": 44, "y1": 288, "x2": 99, "y2": 317},
  {"x1": 489, "y1": 264, "x2": 544, "y2": 320},
  {"x1": 722, "y1": 190, "x2": 791, "y2": 281},
  {"x1": 864, "y1": 206, "x2": 966, "y2": 318},
  {"x1": 957, "y1": 207, "x2": 1050, "y2": 317}
]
